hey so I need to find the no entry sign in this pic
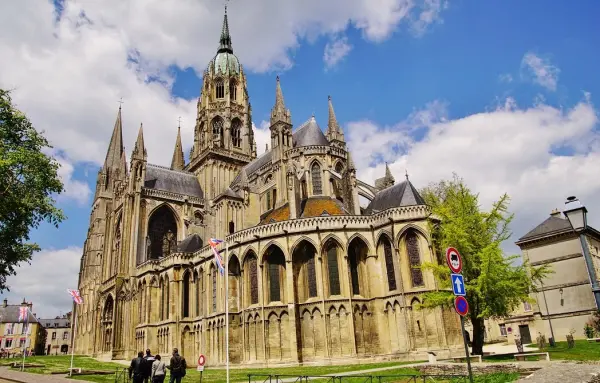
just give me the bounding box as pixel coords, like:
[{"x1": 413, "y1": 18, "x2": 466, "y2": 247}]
[{"x1": 446, "y1": 247, "x2": 463, "y2": 274}]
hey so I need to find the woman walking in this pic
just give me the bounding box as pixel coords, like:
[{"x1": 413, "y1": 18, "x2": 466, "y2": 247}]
[{"x1": 151, "y1": 354, "x2": 167, "y2": 383}]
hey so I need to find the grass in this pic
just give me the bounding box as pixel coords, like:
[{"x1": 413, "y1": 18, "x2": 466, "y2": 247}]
[{"x1": 483, "y1": 339, "x2": 600, "y2": 363}]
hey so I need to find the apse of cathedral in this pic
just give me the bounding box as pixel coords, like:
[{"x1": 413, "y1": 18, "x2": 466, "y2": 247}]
[{"x1": 75, "y1": 7, "x2": 464, "y2": 365}]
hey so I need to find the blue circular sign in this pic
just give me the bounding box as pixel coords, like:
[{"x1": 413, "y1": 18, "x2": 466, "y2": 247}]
[{"x1": 454, "y1": 296, "x2": 469, "y2": 316}]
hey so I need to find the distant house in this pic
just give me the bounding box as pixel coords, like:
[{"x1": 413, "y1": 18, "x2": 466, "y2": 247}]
[
  {"x1": 38, "y1": 313, "x2": 72, "y2": 355},
  {"x1": 0, "y1": 298, "x2": 45, "y2": 355}
]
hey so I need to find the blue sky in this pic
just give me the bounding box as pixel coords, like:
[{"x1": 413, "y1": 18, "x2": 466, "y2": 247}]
[{"x1": 1, "y1": 0, "x2": 600, "y2": 316}]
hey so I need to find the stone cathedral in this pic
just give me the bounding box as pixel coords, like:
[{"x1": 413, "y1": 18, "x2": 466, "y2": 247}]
[{"x1": 75, "y1": 8, "x2": 463, "y2": 366}]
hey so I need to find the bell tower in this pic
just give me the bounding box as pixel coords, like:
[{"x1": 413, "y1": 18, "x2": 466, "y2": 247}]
[{"x1": 187, "y1": 6, "x2": 256, "y2": 199}]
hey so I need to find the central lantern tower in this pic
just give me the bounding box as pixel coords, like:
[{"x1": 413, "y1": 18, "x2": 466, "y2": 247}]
[{"x1": 187, "y1": 6, "x2": 256, "y2": 199}]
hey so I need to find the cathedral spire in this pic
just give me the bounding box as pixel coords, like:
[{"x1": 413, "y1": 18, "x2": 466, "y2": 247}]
[
  {"x1": 218, "y1": 5, "x2": 233, "y2": 54},
  {"x1": 132, "y1": 123, "x2": 146, "y2": 160},
  {"x1": 171, "y1": 125, "x2": 185, "y2": 171},
  {"x1": 270, "y1": 76, "x2": 291, "y2": 125},
  {"x1": 326, "y1": 95, "x2": 345, "y2": 144},
  {"x1": 104, "y1": 106, "x2": 125, "y2": 171}
]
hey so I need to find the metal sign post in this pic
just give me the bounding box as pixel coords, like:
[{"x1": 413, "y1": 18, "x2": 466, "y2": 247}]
[{"x1": 446, "y1": 248, "x2": 473, "y2": 383}]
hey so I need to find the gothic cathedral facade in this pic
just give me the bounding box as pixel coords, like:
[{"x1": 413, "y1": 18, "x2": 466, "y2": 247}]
[{"x1": 75, "y1": 8, "x2": 463, "y2": 365}]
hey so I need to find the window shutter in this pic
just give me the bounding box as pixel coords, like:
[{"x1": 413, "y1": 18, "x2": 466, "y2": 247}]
[
  {"x1": 26, "y1": 338, "x2": 31, "y2": 348},
  {"x1": 27, "y1": 325, "x2": 32, "y2": 335}
]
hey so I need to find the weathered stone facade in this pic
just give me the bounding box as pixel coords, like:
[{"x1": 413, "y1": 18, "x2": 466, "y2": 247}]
[{"x1": 74, "y1": 8, "x2": 464, "y2": 366}]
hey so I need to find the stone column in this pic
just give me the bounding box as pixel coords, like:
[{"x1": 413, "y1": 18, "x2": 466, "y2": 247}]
[{"x1": 285, "y1": 259, "x2": 300, "y2": 362}]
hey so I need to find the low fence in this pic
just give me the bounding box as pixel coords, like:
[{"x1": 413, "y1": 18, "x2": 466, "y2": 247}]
[
  {"x1": 247, "y1": 374, "x2": 471, "y2": 383},
  {"x1": 115, "y1": 368, "x2": 130, "y2": 383}
]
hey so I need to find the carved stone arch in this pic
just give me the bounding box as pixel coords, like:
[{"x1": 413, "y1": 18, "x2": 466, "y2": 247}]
[
  {"x1": 328, "y1": 305, "x2": 338, "y2": 315},
  {"x1": 147, "y1": 203, "x2": 180, "y2": 260},
  {"x1": 395, "y1": 224, "x2": 431, "y2": 247},
  {"x1": 211, "y1": 116, "x2": 225, "y2": 147},
  {"x1": 254, "y1": 313, "x2": 261, "y2": 322},
  {"x1": 246, "y1": 313, "x2": 254, "y2": 322},
  {"x1": 346, "y1": 233, "x2": 374, "y2": 255},
  {"x1": 311, "y1": 307, "x2": 322, "y2": 316},
  {"x1": 410, "y1": 297, "x2": 421, "y2": 306},
  {"x1": 264, "y1": 173, "x2": 273, "y2": 185},
  {"x1": 290, "y1": 236, "x2": 319, "y2": 257},
  {"x1": 279, "y1": 310, "x2": 288, "y2": 319},
  {"x1": 375, "y1": 230, "x2": 394, "y2": 247},
  {"x1": 259, "y1": 241, "x2": 286, "y2": 264},
  {"x1": 361, "y1": 304, "x2": 369, "y2": 313},
  {"x1": 240, "y1": 246, "x2": 259, "y2": 265},
  {"x1": 320, "y1": 234, "x2": 344, "y2": 254},
  {"x1": 301, "y1": 308, "x2": 311, "y2": 317},
  {"x1": 385, "y1": 301, "x2": 394, "y2": 310},
  {"x1": 267, "y1": 311, "x2": 278, "y2": 321},
  {"x1": 334, "y1": 161, "x2": 344, "y2": 174},
  {"x1": 150, "y1": 275, "x2": 158, "y2": 287},
  {"x1": 309, "y1": 159, "x2": 324, "y2": 195}
]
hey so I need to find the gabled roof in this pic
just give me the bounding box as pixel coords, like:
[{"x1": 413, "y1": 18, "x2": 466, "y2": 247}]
[
  {"x1": 144, "y1": 164, "x2": 204, "y2": 198},
  {"x1": 38, "y1": 317, "x2": 70, "y2": 329},
  {"x1": 517, "y1": 215, "x2": 572, "y2": 242},
  {"x1": 364, "y1": 179, "x2": 426, "y2": 214},
  {"x1": 293, "y1": 117, "x2": 330, "y2": 148},
  {"x1": 0, "y1": 305, "x2": 39, "y2": 324}
]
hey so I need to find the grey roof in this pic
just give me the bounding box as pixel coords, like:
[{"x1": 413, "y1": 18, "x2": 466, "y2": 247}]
[
  {"x1": 178, "y1": 234, "x2": 204, "y2": 253},
  {"x1": 365, "y1": 179, "x2": 426, "y2": 214},
  {"x1": 518, "y1": 215, "x2": 572, "y2": 242},
  {"x1": 144, "y1": 164, "x2": 204, "y2": 198},
  {"x1": 38, "y1": 317, "x2": 70, "y2": 329},
  {"x1": 293, "y1": 117, "x2": 330, "y2": 148},
  {"x1": 0, "y1": 305, "x2": 39, "y2": 324}
]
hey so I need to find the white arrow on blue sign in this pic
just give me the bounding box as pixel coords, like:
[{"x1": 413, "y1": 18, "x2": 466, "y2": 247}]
[{"x1": 451, "y1": 274, "x2": 466, "y2": 296}]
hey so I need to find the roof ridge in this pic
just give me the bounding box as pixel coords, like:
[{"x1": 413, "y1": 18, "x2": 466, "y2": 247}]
[
  {"x1": 294, "y1": 116, "x2": 318, "y2": 133},
  {"x1": 147, "y1": 163, "x2": 196, "y2": 176}
]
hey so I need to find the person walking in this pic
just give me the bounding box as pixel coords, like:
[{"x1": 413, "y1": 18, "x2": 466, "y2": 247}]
[
  {"x1": 151, "y1": 354, "x2": 167, "y2": 383},
  {"x1": 167, "y1": 348, "x2": 187, "y2": 383},
  {"x1": 143, "y1": 349, "x2": 155, "y2": 383},
  {"x1": 129, "y1": 351, "x2": 146, "y2": 383}
]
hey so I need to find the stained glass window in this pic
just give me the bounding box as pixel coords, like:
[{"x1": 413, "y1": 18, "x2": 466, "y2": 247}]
[
  {"x1": 327, "y1": 245, "x2": 340, "y2": 296},
  {"x1": 249, "y1": 256, "x2": 258, "y2": 304},
  {"x1": 383, "y1": 238, "x2": 397, "y2": 291},
  {"x1": 269, "y1": 262, "x2": 280, "y2": 302},
  {"x1": 349, "y1": 247, "x2": 360, "y2": 295},
  {"x1": 406, "y1": 232, "x2": 424, "y2": 287},
  {"x1": 307, "y1": 256, "x2": 317, "y2": 298},
  {"x1": 311, "y1": 163, "x2": 322, "y2": 195}
]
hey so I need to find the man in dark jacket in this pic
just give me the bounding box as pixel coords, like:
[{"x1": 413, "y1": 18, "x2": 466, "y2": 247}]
[
  {"x1": 143, "y1": 349, "x2": 155, "y2": 383},
  {"x1": 168, "y1": 348, "x2": 186, "y2": 383},
  {"x1": 129, "y1": 351, "x2": 146, "y2": 383}
]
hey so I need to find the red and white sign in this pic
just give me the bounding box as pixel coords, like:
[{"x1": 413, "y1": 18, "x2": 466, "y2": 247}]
[
  {"x1": 445, "y1": 247, "x2": 463, "y2": 274},
  {"x1": 197, "y1": 354, "x2": 206, "y2": 372}
]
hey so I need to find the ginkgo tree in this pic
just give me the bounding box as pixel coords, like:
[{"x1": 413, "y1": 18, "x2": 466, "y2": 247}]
[{"x1": 420, "y1": 174, "x2": 550, "y2": 355}]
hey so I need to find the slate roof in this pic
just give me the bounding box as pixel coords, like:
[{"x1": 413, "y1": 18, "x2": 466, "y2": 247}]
[
  {"x1": 144, "y1": 164, "x2": 204, "y2": 198},
  {"x1": 364, "y1": 179, "x2": 426, "y2": 214},
  {"x1": 517, "y1": 215, "x2": 572, "y2": 242},
  {"x1": 0, "y1": 305, "x2": 39, "y2": 323},
  {"x1": 293, "y1": 117, "x2": 330, "y2": 148},
  {"x1": 178, "y1": 234, "x2": 204, "y2": 253},
  {"x1": 38, "y1": 318, "x2": 70, "y2": 329}
]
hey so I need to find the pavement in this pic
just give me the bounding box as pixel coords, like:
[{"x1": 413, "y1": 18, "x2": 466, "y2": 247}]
[
  {"x1": 516, "y1": 362, "x2": 600, "y2": 382},
  {"x1": 0, "y1": 367, "x2": 74, "y2": 382}
]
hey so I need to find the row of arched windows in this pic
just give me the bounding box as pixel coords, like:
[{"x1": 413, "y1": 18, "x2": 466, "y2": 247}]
[{"x1": 214, "y1": 79, "x2": 237, "y2": 101}]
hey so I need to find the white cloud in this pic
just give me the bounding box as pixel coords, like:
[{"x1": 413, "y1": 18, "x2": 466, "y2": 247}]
[
  {"x1": 55, "y1": 156, "x2": 91, "y2": 205},
  {"x1": 324, "y1": 35, "x2": 353, "y2": 69},
  {"x1": 499, "y1": 73, "x2": 513, "y2": 83},
  {"x1": 521, "y1": 52, "x2": 560, "y2": 91},
  {"x1": 347, "y1": 95, "x2": 600, "y2": 254},
  {"x1": 411, "y1": 0, "x2": 449, "y2": 36},
  {"x1": 254, "y1": 121, "x2": 272, "y2": 156},
  {"x1": 0, "y1": 247, "x2": 82, "y2": 318}
]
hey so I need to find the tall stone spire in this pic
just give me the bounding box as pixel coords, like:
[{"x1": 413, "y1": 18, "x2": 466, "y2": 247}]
[
  {"x1": 326, "y1": 95, "x2": 345, "y2": 144},
  {"x1": 375, "y1": 162, "x2": 395, "y2": 190},
  {"x1": 270, "y1": 76, "x2": 291, "y2": 126},
  {"x1": 218, "y1": 5, "x2": 233, "y2": 54},
  {"x1": 171, "y1": 125, "x2": 185, "y2": 171},
  {"x1": 132, "y1": 123, "x2": 146, "y2": 160},
  {"x1": 104, "y1": 106, "x2": 126, "y2": 172}
]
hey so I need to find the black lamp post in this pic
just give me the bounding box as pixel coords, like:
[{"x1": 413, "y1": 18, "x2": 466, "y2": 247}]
[{"x1": 563, "y1": 196, "x2": 600, "y2": 310}]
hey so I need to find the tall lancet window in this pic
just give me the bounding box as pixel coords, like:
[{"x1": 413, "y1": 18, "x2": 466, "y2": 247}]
[
  {"x1": 382, "y1": 237, "x2": 397, "y2": 291},
  {"x1": 231, "y1": 119, "x2": 242, "y2": 148},
  {"x1": 212, "y1": 117, "x2": 224, "y2": 147},
  {"x1": 215, "y1": 79, "x2": 225, "y2": 99},
  {"x1": 229, "y1": 80, "x2": 237, "y2": 101},
  {"x1": 406, "y1": 231, "x2": 424, "y2": 287},
  {"x1": 311, "y1": 162, "x2": 322, "y2": 195}
]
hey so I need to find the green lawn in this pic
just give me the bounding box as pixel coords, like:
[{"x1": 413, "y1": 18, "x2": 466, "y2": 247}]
[{"x1": 483, "y1": 339, "x2": 600, "y2": 362}]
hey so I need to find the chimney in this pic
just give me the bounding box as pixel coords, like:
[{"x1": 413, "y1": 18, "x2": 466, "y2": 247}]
[
  {"x1": 2, "y1": 299, "x2": 7, "y2": 308},
  {"x1": 550, "y1": 208, "x2": 562, "y2": 218},
  {"x1": 27, "y1": 302, "x2": 33, "y2": 310}
]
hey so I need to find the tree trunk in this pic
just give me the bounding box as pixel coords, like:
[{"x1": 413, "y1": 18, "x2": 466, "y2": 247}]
[{"x1": 470, "y1": 316, "x2": 485, "y2": 355}]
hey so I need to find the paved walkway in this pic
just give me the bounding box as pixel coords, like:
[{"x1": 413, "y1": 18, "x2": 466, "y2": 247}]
[
  {"x1": 516, "y1": 363, "x2": 600, "y2": 382},
  {"x1": 0, "y1": 367, "x2": 72, "y2": 383}
]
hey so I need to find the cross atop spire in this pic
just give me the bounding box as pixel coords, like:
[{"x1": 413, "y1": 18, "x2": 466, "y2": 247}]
[{"x1": 218, "y1": 4, "x2": 233, "y2": 54}]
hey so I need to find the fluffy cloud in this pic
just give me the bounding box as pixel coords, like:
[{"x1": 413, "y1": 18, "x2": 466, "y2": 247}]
[
  {"x1": 324, "y1": 35, "x2": 353, "y2": 69},
  {"x1": 347, "y1": 95, "x2": 600, "y2": 253},
  {"x1": 55, "y1": 156, "x2": 91, "y2": 205},
  {"x1": 0, "y1": 247, "x2": 82, "y2": 318},
  {"x1": 521, "y1": 52, "x2": 560, "y2": 91}
]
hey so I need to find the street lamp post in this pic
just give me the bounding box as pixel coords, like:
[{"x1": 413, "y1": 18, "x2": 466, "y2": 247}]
[
  {"x1": 540, "y1": 281, "x2": 556, "y2": 347},
  {"x1": 563, "y1": 196, "x2": 600, "y2": 310}
]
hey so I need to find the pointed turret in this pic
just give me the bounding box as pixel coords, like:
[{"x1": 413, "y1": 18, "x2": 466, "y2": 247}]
[
  {"x1": 375, "y1": 162, "x2": 396, "y2": 190},
  {"x1": 270, "y1": 76, "x2": 292, "y2": 126},
  {"x1": 104, "y1": 106, "x2": 126, "y2": 172},
  {"x1": 171, "y1": 126, "x2": 185, "y2": 171},
  {"x1": 218, "y1": 5, "x2": 233, "y2": 54},
  {"x1": 132, "y1": 123, "x2": 146, "y2": 160},
  {"x1": 326, "y1": 95, "x2": 345, "y2": 146}
]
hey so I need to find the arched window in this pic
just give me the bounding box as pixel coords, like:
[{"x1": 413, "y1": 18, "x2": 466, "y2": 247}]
[
  {"x1": 212, "y1": 267, "x2": 217, "y2": 312},
  {"x1": 348, "y1": 237, "x2": 368, "y2": 296},
  {"x1": 292, "y1": 241, "x2": 318, "y2": 302},
  {"x1": 246, "y1": 254, "x2": 259, "y2": 305},
  {"x1": 228, "y1": 221, "x2": 235, "y2": 234},
  {"x1": 229, "y1": 80, "x2": 237, "y2": 101},
  {"x1": 231, "y1": 119, "x2": 242, "y2": 148},
  {"x1": 381, "y1": 237, "x2": 397, "y2": 291},
  {"x1": 325, "y1": 242, "x2": 341, "y2": 296},
  {"x1": 228, "y1": 256, "x2": 241, "y2": 311},
  {"x1": 148, "y1": 206, "x2": 178, "y2": 259},
  {"x1": 406, "y1": 231, "x2": 424, "y2": 287},
  {"x1": 215, "y1": 79, "x2": 225, "y2": 99},
  {"x1": 199, "y1": 269, "x2": 205, "y2": 316},
  {"x1": 266, "y1": 191, "x2": 272, "y2": 211},
  {"x1": 194, "y1": 211, "x2": 203, "y2": 226},
  {"x1": 194, "y1": 271, "x2": 200, "y2": 317},
  {"x1": 266, "y1": 246, "x2": 285, "y2": 302},
  {"x1": 311, "y1": 162, "x2": 322, "y2": 195},
  {"x1": 212, "y1": 117, "x2": 224, "y2": 147},
  {"x1": 301, "y1": 181, "x2": 307, "y2": 199},
  {"x1": 349, "y1": 247, "x2": 360, "y2": 295},
  {"x1": 159, "y1": 278, "x2": 165, "y2": 321},
  {"x1": 182, "y1": 272, "x2": 190, "y2": 318},
  {"x1": 165, "y1": 276, "x2": 170, "y2": 320},
  {"x1": 335, "y1": 162, "x2": 344, "y2": 174}
]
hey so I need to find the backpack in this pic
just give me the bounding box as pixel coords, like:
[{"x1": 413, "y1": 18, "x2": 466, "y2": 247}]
[{"x1": 181, "y1": 357, "x2": 187, "y2": 377}]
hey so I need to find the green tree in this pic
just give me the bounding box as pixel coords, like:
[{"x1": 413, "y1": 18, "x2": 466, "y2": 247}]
[
  {"x1": 0, "y1": 89, "x2": 65, "y2": 291},
  {"x1": 420, "y1": 174, "x2": 549, "y2": 355}
]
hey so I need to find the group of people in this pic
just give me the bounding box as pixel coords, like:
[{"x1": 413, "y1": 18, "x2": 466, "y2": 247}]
[{"x1": 129, "y1": 348, "x2": 187, "y2": 383}]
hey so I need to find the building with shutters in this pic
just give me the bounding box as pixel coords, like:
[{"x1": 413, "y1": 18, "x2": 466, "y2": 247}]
[
  {"x1": 39, "y1": 313, "x2": 72, "y2": 355},
  {"x1": 74, "y1": 7, "x2": 464, "y2": 365},
  {"x1": 0, "y1": 299, "x2": 44, "y2": 356}
]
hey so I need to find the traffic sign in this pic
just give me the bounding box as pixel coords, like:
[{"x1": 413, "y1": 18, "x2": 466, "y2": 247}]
[
  {"x1": 451, "y1": 274, "x2": 466, "y2": 296},
  {"x1": 446, "y1": 247, "x2": 463, "y2": 274},
  {"x1": 197, "y1": 354, "x2": 206, "y2": 371},
  {"x1": 454, "y1": 296, "x2": 469, "y2": 316}
]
